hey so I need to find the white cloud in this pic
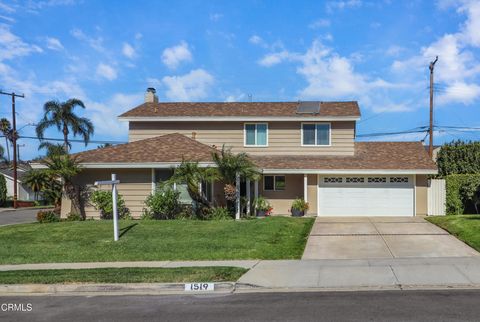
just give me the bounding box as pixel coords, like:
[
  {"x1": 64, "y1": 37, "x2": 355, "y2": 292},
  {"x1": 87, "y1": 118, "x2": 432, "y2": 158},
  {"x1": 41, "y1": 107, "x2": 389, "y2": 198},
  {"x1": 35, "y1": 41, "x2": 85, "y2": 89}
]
[
  {"x1": 122, "y1": 42, "x2": 135, "y2": 59},
  {"x1": 162, "y1": 69, "x2": 214, "y2": 101},
  {"x1": 45, "y1": 37, "x2": 64, "y2": 51},
  {"x1": 0, "y1": 25, "x2": 42, "y2": 61},
  {"x1": 161, "y1": 41, "x2": 192, "y2": 69},
  {"x1": 96, "y1": 63, "x2": 117, "y2": 81},
  {"x1": 392, "y1": 1, "x2": 480, "y2": 106},
  {"x1": 326, "y1": 0, "x2": 362, "y2": 13},
  {"x1": 0, "y1": 2, "x2": 16, "y2": 13},
  {"x1": 257, "y1": 50, "x2": 293, "y2": 67},
  {"x1": 309, "y1": 19, "x2": 331, "y2": 29},
  {"x1": 70, "y1": 28, "x2": 105, "y2": 52},
  {"x1": 386, "y1": 45, "x2": 405, "y2": 56},
  {"x1": 0, "y1": 15, "x2": 15, "y2": 23},
  {"x1": 209, "y1": 13, "x2": 223, "y2": 21},
  {"x1": 225, "y1": 93, "x2": 246, "y2": 102},
  {"x1": 87, "y1": 93, "x2": 142, "y2": 136},
  {"x1": 249, "y1": 35, "x2": 264, "y2": 45},
  {"x1": 437, "y1": 81, "x2": 480, "y2": 105}
]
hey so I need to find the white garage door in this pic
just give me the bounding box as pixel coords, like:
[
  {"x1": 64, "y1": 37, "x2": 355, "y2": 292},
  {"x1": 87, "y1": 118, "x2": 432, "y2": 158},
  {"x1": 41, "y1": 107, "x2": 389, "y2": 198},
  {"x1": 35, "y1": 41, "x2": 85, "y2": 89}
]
[{"x1": 318, "y1": 175, "x2": 414, "y2": 216}]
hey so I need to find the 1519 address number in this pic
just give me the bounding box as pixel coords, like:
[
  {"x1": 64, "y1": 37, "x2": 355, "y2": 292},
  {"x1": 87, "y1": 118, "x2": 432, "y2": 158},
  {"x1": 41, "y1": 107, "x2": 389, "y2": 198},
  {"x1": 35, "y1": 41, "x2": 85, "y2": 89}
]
[{"x1": 184, "y1": 283, "x2": 214, "y2": 291}]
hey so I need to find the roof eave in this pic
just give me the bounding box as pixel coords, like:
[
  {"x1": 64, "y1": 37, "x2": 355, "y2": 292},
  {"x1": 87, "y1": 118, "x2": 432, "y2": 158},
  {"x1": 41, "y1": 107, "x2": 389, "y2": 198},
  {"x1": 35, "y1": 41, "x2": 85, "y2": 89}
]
[
  {"x1": 261, "y1": 169, "x2": 438, "y2": 175},
  {"x1": 118, "y1": 116, "x2": 361, "y2": 122}
]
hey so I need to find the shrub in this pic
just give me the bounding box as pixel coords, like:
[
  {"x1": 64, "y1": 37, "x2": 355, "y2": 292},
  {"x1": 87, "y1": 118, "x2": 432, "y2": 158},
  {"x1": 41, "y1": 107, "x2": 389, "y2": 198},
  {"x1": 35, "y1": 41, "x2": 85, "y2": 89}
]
[
  {"x1": 90, "y1": 190, "x2": 131, "y2": 220},
  {"x1": 446, "y1": 174, "x2": 480, "y2": 214},
  {"x1": 291, "y1": 198, "x2": 309, "y2": 211},
  {"x1": 65, "y1": 212, "x2": 83, "y2": 221},
  {"x1": 36, "y1": 210, "x2": 59, "y2": 223},
  {"x1": 144, "y1": 187, "x2": 181, "y2": 220},
  {"x1": 207, "y1": 207, "x2": 233, "y2": 220},
  {"x1": 0, "y1": 174, "x2": 6, "y2": 207},
  {"x1": 437, "y1": 140, "x2": 480, "y2": 176},
  {"x1": 253, "y1": 196, "x2": 271, "y2": 211}
]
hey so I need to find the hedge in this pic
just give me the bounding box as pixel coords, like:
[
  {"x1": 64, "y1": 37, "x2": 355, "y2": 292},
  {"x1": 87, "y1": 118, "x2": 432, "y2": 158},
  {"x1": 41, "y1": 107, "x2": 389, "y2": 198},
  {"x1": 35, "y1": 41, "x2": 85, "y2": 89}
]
[
  {"x1": 0, "y1": 174, "x2": 6, "y2": 207},
  {"x1": 446, "y1": 174, "x2": 480, "y2": 215}
]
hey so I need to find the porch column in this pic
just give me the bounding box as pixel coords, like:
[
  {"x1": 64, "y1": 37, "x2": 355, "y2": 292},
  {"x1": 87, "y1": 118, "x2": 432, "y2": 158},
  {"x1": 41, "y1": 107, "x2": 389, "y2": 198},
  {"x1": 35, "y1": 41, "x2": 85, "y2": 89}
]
[
  {"x1": 254, "y1": 180, "x2": 259, "y2": 199},
  {"x1": 246, "y1": 178, "x2": 251, "y2": 216},
  {"x1": 304, "y1": 174, "x2": 308, "y2": 203},
  {"x1": 151, "y1": 169, "x2": 156, "y2": 193},
  {"x1": 235, "y1": 172, "x2": 241, "y2": 220}
]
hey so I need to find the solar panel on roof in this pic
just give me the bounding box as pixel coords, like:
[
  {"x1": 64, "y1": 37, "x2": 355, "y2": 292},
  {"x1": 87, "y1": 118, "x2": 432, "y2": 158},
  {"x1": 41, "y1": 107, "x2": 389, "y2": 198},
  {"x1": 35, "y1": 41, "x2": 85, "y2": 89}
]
[{"x1": 296, "y1": 101, "x2": 321, "y2": 114}]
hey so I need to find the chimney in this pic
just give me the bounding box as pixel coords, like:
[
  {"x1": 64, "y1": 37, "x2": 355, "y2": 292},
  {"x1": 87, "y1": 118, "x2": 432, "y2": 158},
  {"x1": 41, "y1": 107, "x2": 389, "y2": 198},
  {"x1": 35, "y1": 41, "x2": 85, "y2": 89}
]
[{"x1": 145, "y1": 87, "x2": 158, "y2": 103}]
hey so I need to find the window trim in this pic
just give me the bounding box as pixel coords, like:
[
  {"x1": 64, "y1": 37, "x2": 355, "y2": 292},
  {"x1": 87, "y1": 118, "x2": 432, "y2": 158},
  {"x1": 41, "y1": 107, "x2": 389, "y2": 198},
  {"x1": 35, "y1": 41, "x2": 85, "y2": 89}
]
[
  {"x1": 244, "y1": 123, "x2": 269, "y2": 147},
  {"x1": 263, "y1": 175, "x2": 286, "y2": 191},
  {"x1": 300, "y1": 122, "x2": 332, "y2": 147}
]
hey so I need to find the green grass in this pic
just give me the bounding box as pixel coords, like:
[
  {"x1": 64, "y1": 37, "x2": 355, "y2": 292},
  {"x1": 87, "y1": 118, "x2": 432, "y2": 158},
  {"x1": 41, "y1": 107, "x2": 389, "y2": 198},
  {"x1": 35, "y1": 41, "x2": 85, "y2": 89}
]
[
  {"x1": 426, "y1": 215, "x2": 480, "y2": 251},
  {"x1": 0, "y1": 217, "x2": 314, "y2": 264},
  {"x1": 0, "y1": 267, "x2": 247, "y2": 284}
]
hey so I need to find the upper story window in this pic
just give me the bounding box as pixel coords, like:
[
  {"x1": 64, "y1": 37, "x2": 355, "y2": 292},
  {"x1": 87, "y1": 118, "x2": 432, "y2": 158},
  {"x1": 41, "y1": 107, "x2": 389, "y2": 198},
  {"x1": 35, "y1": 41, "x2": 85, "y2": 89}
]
[
  {"x1": 302, "y1": 123, "x2": 331, "y2": 146},
  {"x1": 244, "y1": 123, "x2": 268, "y2": 147}
]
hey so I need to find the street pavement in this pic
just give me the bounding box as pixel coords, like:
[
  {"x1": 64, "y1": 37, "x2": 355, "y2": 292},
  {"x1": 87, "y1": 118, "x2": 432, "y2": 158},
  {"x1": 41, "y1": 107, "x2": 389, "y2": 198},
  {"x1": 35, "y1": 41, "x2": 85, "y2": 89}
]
[
  {"x1": 0, "y1": 208, "x2": 45, "y2": 226},
  {"x1": 2, "y1": 289, "x2": 480, "y2": 321}
]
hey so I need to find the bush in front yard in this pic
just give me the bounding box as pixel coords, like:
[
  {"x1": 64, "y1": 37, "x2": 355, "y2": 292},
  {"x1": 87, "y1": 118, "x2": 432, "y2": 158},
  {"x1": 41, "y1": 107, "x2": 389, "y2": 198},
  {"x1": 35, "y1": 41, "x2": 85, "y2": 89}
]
[
  {"x1": 36, "y1": 210, "x2": 60, "y2": 223},
  {"x1": 206, "y1": 207, "x2": 233, "y2": 220},
  {"x1": 446, "y1": 174, "x2": 480, "y2": 214},
  {"x1": 0, "y1": 174, "x2": 6, "y2": 207},
  {"x1": 90, "y1": 190, "x2": 131, "y2": 220},
  {"x1": 143, "y1": 187, "x2": 182, "y2": 220}
]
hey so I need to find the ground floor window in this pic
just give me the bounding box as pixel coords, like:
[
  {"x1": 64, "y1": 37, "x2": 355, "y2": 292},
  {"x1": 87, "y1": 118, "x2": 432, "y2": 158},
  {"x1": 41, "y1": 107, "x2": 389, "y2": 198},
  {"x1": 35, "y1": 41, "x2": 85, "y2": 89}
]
[{"x1": 264, "y1": 175, "x2": 286, "y2": 191}]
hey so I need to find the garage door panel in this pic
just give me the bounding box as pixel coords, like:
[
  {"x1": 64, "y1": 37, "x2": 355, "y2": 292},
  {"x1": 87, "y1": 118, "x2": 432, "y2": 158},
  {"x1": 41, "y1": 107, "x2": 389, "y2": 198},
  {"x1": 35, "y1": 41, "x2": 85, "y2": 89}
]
[{"x1": 318, "y1": 176, "x2": 414, "y2": 217}]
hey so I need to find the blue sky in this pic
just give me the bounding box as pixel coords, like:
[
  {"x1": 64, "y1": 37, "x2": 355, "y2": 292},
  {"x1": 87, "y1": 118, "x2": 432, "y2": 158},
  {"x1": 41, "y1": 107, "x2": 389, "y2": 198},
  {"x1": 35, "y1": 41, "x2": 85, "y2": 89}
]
[{"x1": 0, "y1": 0, "x2": 479, "y2": 159}]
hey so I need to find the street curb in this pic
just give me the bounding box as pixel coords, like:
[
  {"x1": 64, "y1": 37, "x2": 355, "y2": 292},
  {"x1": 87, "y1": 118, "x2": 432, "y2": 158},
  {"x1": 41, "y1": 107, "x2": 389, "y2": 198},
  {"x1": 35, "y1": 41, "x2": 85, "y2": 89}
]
[{"x1": 0, "y1": 282, "x2": 236, "y2": 296}]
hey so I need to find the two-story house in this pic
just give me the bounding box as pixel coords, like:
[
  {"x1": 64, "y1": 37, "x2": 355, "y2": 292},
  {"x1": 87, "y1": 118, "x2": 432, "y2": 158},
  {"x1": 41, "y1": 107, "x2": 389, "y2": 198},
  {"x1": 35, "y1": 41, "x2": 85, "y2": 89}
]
[{"x1": 60, "y1": 88, "x2": 437, "y2": 218}]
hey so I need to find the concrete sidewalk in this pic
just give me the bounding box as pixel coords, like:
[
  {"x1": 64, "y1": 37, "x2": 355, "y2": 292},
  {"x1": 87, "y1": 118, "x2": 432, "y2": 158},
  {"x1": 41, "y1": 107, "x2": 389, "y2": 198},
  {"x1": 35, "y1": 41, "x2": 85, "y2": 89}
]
[
  {"x1": 238, "y1": 257, "x2": 480, "y2": 290},
  {"x1": 4, "y1": 258, "x2": 480, "y2": 292}
]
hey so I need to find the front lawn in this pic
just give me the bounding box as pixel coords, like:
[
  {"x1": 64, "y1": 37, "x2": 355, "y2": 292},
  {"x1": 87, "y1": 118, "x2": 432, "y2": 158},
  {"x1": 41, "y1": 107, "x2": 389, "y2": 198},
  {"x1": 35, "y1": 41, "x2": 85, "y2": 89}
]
[
  {"x1": 426, "y1": 215, "x2": 480, "y2": 251},
  {"x1": 0, "y1": 267, "x2": 247, "y2": 284},
  {"x1": 0, "y1": 217, "x2": 314, "y2": 264}
]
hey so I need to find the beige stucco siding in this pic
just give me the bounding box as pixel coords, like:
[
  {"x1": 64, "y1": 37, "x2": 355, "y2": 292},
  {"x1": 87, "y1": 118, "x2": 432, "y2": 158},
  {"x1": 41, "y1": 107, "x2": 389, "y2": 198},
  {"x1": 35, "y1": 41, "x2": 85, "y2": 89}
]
[
  {"x1": 260, "y1": 174, "x2": 304, "y2": 215},
  {"x1": 129, "y1": 121, "x2": 355, "y2": 156},
  {"x1": 306, "y1": 174, "x2": 318, "y2": 216},
  {"x1": 416, "y1": 174, "x2": 428, "y2": 216},
  {"x1": 62, "y1": 169, "x2": 152, "y2": 219}
]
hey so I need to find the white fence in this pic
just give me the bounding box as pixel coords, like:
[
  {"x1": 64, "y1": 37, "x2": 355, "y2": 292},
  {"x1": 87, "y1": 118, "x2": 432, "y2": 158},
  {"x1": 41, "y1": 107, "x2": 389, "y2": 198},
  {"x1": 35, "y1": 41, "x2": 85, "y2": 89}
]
[{"x1": 428, "y1": 179, "x2": 446, "y2": 216}]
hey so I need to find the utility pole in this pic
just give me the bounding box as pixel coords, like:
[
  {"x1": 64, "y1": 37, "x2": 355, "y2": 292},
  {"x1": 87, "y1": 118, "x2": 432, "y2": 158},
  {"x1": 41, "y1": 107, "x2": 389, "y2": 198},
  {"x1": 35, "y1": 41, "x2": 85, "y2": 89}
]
[
  {"x1": 429, "y1": 56, "x2": 438, "y2": 158},
  {"x1": 0, "y1": 91, "x2": 25, "y2": 209}
]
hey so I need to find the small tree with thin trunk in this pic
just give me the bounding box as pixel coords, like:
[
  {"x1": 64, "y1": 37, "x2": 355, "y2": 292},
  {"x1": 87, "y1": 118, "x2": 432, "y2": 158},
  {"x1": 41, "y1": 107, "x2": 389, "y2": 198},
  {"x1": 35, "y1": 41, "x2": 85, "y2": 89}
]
[{"x1": 36, "y1": 99, "x2": 94, "y2": 154}]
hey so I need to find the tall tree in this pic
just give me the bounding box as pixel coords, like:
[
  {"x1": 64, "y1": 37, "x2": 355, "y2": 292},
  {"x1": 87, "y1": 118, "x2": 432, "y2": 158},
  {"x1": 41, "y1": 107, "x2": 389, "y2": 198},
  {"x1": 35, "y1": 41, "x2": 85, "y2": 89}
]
[
  {"x1": 0, "y1": 118, "x2": 12, "y2": 162},
  {"x1": 38, "y1": 142, "x2": 67, "y2": 157},
  {"x1": 22, "y1": 169, "x2": 50, "y2": 201},
  {"x1": 35, "y1": 99, "x2": 94, "y2": 153}
]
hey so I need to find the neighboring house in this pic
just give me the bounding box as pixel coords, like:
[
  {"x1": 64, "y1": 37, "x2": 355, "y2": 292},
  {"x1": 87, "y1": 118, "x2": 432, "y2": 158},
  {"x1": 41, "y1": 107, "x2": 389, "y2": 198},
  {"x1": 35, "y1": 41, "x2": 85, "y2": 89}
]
[
  {"x1": 56, "y1": 88, "x2": 437, "y2": 218},
  {"x1": 0, "y1": 167, "x2": 36, "y2": 201}
]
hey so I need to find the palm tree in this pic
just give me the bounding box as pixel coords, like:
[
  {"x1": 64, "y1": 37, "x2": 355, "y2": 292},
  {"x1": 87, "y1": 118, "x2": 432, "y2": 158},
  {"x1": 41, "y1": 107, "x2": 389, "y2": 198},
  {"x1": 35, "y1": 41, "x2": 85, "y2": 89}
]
[
  {"x1": 168, "y1": 160, "x2": 219, "y2": 217},
  {"x1": 36, "y1": 99, "x2": 94, "y2": 153},
  {"x1": 22, "y1": 169, "x2": 50, "y2": 201},
  {"x1": 212, "y1": 146, "x2": 260, "y2": 202},
  {"x1": 42, "y1": 153, "x2": 86, "y2": 215},
  {"x1": 38, "y1": 142, "x2": 67, "y2": 157},
  {"x1": 0, "y1": 118, "x2": 12, "y2": 162}
]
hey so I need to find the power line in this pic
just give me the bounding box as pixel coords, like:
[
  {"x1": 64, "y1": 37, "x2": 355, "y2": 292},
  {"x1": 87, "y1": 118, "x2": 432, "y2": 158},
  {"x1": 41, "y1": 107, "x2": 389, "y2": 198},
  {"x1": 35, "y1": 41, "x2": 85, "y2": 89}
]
[{"x1": 0, "y1": 135, "x2": 126, "y2": 145}]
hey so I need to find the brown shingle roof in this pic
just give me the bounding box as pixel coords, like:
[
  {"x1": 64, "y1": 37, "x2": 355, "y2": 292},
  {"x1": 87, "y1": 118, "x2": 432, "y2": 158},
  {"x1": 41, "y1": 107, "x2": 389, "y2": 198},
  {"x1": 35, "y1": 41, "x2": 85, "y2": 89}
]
[
  {"x1": 72, "y1": 133, "x2": 217, "y2": 163},
  {"x1": 252, "y1": 142, "x2": 437, "y2": 171},
  {"x1": 119, "y1": 101, "x2": 361, "y2": 118},
  {"x1": 73, "y1": 134, "x2": 436, "y2": 172}
]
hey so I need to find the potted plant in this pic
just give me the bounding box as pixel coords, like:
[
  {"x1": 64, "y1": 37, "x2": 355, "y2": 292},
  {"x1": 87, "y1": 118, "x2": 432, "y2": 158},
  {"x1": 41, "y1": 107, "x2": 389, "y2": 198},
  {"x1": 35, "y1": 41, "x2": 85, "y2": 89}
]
[
  {"x1": 291, "y1": 198, "x2": 309, "y2": 217},
  {"x1": 254, "y1": 196, "x2": 272, "y2": 217}
]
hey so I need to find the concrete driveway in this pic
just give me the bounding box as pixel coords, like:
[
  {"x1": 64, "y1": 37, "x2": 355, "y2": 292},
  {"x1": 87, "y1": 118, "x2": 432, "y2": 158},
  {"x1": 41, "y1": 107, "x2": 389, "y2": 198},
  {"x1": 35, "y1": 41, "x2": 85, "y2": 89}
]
[
  {"x1": 302, "y1": 216, "x2": 479, "y2": 260},
  {"x1": 0, "y1": 208, "x2": 46, "y2": 226}
]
